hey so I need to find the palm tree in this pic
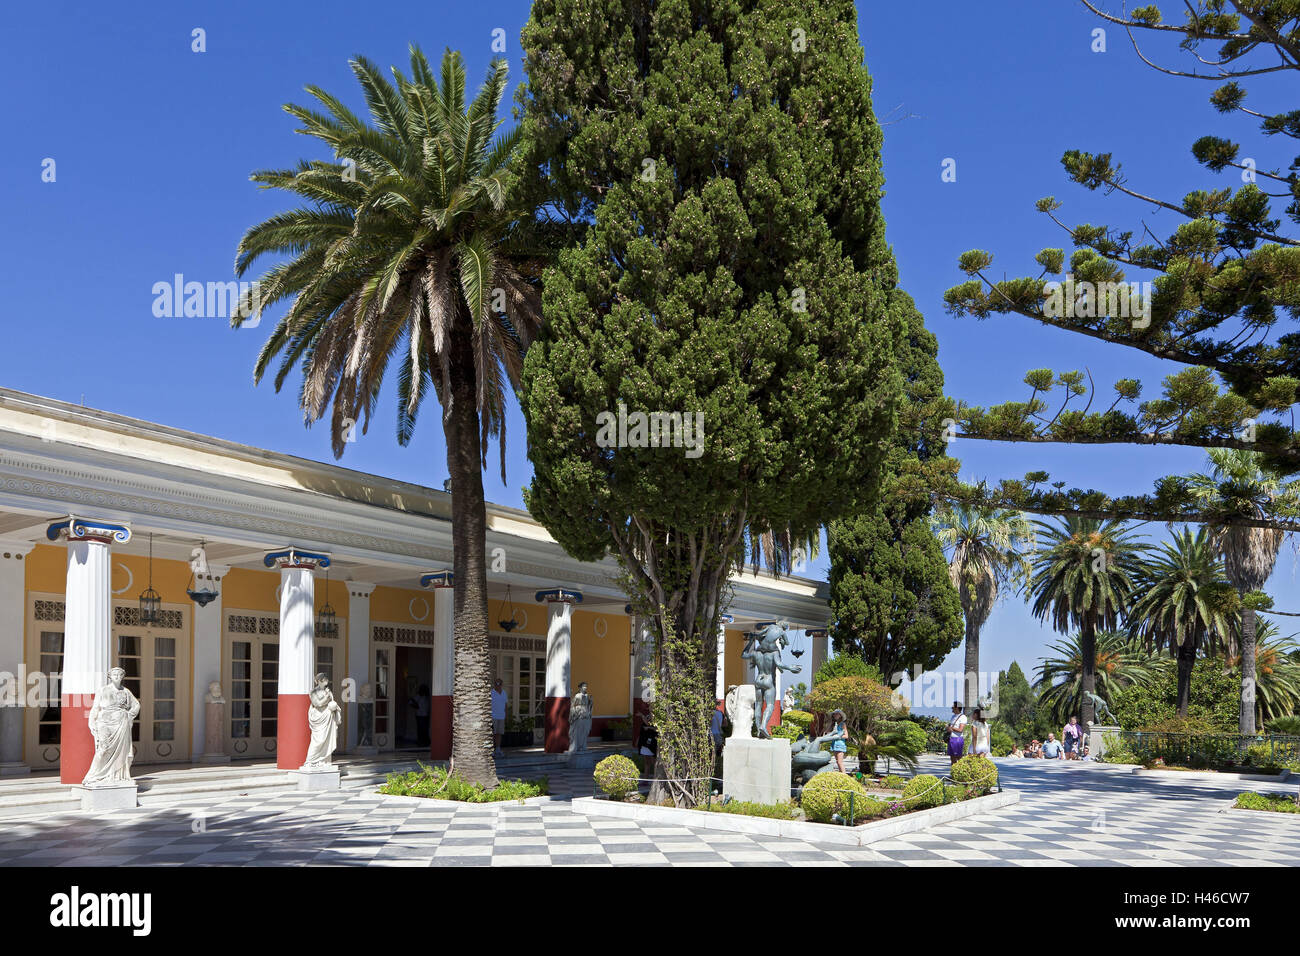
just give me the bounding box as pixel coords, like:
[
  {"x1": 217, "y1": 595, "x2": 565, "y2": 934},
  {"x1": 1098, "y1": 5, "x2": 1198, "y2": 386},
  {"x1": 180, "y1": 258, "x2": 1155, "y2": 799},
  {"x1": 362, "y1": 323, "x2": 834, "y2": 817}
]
[
  {"x1": 1129, "y1": 528, "x2": 1236, "y2": 717},
  {"x1": 1226, "y1": 618, "x2": 1300, "y2": 726},
  {"x1": 931, "y1": 505, "x2": 1034, "y2": 707},
  {"x1": 1028, "y1": 517, "x2": 1147, "y2": 725},
  {"x1": 1187, "y1": 448, "x2": 1296, "y2": 734},
  {"x1": 232, "y1": 47, "x2": 553, "y2": 786},
  {"x1": 1033, "y1": 630, "x2": 1169, "y2": 724}
]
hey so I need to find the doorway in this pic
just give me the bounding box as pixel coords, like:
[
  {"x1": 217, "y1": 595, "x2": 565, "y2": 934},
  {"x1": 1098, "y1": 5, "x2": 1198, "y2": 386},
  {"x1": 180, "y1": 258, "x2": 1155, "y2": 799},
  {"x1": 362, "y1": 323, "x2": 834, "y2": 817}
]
[{"x1": 394, "y1": 645, "x2": 432, "y2": 750}]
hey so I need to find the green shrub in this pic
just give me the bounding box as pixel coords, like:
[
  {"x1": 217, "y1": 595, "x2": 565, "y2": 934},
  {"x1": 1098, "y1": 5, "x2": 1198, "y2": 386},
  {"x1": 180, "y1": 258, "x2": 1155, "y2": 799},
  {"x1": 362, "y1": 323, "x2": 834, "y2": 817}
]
[
  {"x1": 881, "y1": 774, "x2": 908, "y2": 790},
  {"x1": 1234, "y1": 791, "x2": 1300, "y2": 814},
  {"x1": 990, "y1": 722, "x2": 1016, "y2": 757},
  {"x1": 942, "y1": 784, "x2": 967, "y2": 804},
  {"x1": 799, "y1": 771, "x2": 869, "y2": 824},
  {"x1": 901, "y1": 773, "x2": 944, "y2": 809},
  {"x1": 880, "y1": 720, "x2": 928, "y2": 759},
  {"x1": 593, "y1": 755, "x2": 641, "y2": 800},
  {"x1": 1265, "y1": 715, "x2": 1300, "y2": 736},
  {"x1": 951, "y1": 754, "x2": 998, "y2": 794},
  {"x1": 701, "y1": 799, "x2": 799, "y2": 819},
  {"x1": 379, "y1": 763, "x2": 547, "y2": 802},
  {"x1": 814, "y1": 655, "x2": 883, "y2": 684},
  {"x1": 1113, "y1": 661, "x2": 1239, "y2": 733},
  {"x1": 769, "y1": 721, "x2": 802, "y2": 741},
  {"x1": 1098, "y1": 733, "x2": 1142, "y2": 765},
  {"x1": 782, "y1": 709, "x2": 814, "y2": 732},
  {"x1": 1243, "y1": 743, "x2": 1287, "y2": 772}
]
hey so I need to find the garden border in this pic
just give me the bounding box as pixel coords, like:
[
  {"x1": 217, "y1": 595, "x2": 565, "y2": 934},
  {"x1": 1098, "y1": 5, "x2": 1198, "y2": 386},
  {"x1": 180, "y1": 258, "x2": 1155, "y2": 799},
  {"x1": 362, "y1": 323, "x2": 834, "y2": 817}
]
[
  {"x1": 569, "y1": 789, "x2": 1020, "y2": 847},
  {"x1": 374, "y1": 792, "x2": 558, "y2": 808},
  {"x1": 1131, "y1": 767, "x2": 1293, "y2": 782}
]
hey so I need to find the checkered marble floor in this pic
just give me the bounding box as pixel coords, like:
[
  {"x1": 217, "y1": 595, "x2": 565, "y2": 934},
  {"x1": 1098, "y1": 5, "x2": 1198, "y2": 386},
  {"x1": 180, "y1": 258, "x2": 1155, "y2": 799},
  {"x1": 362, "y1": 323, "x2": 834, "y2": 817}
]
[{"x1": 1, "y1": 754, "x2": 1296, "y2": 866}]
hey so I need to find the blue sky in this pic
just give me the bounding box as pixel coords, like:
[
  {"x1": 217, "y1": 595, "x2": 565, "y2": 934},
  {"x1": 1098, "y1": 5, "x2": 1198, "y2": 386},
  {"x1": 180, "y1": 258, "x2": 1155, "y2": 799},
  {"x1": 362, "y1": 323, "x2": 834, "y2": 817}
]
[{"x1": 3, "y1": 1, "x2": 1296, "y2": 686}]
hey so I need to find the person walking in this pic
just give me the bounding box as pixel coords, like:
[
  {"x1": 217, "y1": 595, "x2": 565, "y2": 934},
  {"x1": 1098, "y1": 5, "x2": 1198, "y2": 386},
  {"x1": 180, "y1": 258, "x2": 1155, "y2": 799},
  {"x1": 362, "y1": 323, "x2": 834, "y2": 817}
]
[
  {"x1": 491, "y1": 678, "x2": 508, "y2": 756},
  {"x1": 969, "y1": 707, "x2": 992, "y2": 757},
  {"x1": 946, "y1": 701, "x2": 968, "y2": 765}
]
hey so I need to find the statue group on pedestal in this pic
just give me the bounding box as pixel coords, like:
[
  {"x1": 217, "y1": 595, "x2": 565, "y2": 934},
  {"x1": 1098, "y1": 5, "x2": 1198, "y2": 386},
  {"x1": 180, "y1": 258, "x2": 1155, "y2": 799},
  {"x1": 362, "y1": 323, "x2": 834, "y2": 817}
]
[{"x1": 739, "y1": 622, "x2": 801, "y2": 738}]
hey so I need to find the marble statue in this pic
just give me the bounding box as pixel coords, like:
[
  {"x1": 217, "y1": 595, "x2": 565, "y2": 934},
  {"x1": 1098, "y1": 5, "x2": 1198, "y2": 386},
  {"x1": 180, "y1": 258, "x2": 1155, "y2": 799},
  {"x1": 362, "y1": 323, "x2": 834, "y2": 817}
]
[
  {"x1": 568, "y1": 682, "x2": 593, "y2": 754},
  {"x1": 357, "y1": 681, "x2": 374, "y2": 747},
  {"x1": 790, "y1": 733, "x2": 838, "y2": 785},
  {"x1": 83, "y1": 667, "x2": 140, "y2": 786},
  {"x1": 303, "y1": 673, "x2": 342, "y2": 767},
  {"x1": 1083, "y1": 691, "x2": 1117, "y2": 725},
  {"x1": 725, "y1": 684, "x2": 755, "y2": 739},
  {"x1": 741, "y1": 623, "x2": 801, "y2": 738}
]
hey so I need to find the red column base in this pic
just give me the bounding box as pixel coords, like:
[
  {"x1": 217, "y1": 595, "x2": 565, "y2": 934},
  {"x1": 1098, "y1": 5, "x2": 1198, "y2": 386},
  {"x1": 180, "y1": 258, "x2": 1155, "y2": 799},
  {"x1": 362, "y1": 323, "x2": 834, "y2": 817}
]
[
  {"x1": 277, "y1": 693, "x2": 310, "y2": 770},
  {"x1": 544, "y1": 696, "x2": 570, "y2": 754},
  {"x1": 430, "y1": 695, "x2": 452, "y2": 760},
  {"x1": 60, "y1": 693, "x2": 95, "y2": 784}
]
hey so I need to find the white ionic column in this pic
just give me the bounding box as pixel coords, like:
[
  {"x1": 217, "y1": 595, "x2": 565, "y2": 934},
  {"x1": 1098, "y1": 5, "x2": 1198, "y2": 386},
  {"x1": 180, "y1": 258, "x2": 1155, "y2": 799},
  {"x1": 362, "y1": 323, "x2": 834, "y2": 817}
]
[
  {"x1": 47, "y1": 517, "x2": 131, "y2": 784},
  {"x1": 0, "y1": 539, "x2": 35, "y2": 775},
  {"x1": 264, "y1": 548, "x2": 328, "y2": 770},
  {"x1": 536, "y1": 587, "x2": 581, "y2": 754},
  {"x1": 191, "y1": 564, "x2": 228, "y2": 762},
  {"x1": 345, "y1": 582, "x2": 375, "y2": 751},
  {"x1": 715, "y1": 614, "x2": 733, "y2": 701},
  {"x1": 807, "y1": 627, "x2": 829, "y2": 688}
]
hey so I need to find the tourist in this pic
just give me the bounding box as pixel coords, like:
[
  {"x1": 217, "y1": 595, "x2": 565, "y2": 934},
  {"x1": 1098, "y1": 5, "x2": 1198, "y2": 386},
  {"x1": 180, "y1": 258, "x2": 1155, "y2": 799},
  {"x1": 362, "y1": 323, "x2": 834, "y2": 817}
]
[
  {"x1": 1041, "y1": 733, "x2": 1064, "y2": 759},
  {"x1": 1027, "y1": 739, "x2": 1042, "y2": 758},
  {"x1": 946, "y1": 701, "x2": 968, "y2": 765},
  {"x1": 969, "y1": 707, "x2": 992, "y2": 757},
  {"x1": 828, "y1": 708, "x2": 849, "y2": 773},
  {"x1": 709, "y1": 704, "x2": 726, "y2": 757},
  {"x1": 1063, "y1": 715, "x2": 1083, "y2": 757},
  {"x1": 783, "y1": 687, "x2": 796, "y2": 711},
  {"x1": 1080, "y1": 745, "x2": 1095, "y2": 762},
  {"x1": 491, "y1": 678, "x2": 508, "y2": 756},
  {"x1": 412, "y1": 683, "x2": 431, "y2": 748},
  {"x1": 636, "y1": 719, "x2": 658, "y2": 775},
  {"x1": 1009, "y1": 744, "x2": 1024, "y2": 757}
]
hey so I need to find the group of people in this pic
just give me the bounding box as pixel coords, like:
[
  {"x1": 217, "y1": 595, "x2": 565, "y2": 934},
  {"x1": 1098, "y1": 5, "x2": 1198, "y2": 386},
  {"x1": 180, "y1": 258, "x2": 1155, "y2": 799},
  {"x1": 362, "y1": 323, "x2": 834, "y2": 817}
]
[
  {"x1": 1008, "y1": 717, "x2": 1093, "y2": 760},
  {"x1": 946, "y1": 705, "x2": 1096, "y2": 762}
]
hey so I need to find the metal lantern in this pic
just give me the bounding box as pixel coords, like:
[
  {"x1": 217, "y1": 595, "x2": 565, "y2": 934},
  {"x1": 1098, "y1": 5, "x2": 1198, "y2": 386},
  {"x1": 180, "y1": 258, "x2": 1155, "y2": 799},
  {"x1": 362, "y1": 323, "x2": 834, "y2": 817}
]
[
  {"x1": 316, "y1": 567, "x2": 339, "y2": 638},
  {"x1": 138, "y1": 533, "x2": 162, "y2": 626},
  {"x1": 498, "y1": 585, "x2": 520, "y2": 632},
  {"x1": 186, "y1": 541, "x2": 219, "y2": 607}
]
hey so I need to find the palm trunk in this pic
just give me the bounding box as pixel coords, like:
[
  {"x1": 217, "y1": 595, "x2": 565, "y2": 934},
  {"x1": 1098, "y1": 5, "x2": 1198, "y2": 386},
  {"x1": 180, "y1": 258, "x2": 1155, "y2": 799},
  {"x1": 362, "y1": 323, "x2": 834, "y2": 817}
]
[
  {"x1": 1079, "y1": 612, "x2": 1096, "y2": 727},
  {"x1": 441, "y1": 318, "x2": 498, "y2": 788},
  {"x1": 1175, "y1": 639, "x2": 1196, "y2": 718},
  {"x1": 963, "y1": 615, "x2": 979, "y2": 709},
  {"x1": 1239, "y1": 603, "x2": 1258, "y2": 736}
]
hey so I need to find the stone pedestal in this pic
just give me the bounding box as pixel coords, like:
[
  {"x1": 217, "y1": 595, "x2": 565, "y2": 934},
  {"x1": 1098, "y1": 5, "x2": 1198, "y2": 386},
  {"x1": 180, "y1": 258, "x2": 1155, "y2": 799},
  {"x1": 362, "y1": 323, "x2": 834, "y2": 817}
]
[
  {"x1": 723, "y1": 737, "x2": 791, "y2": 804},
  {"x1": 1087, "y1": 724, "x2": 1121, "y2": 757},
  {"x1": 201, "y1": 700, "x2": 229, "y2": 763},
  {"x1": 565, "y1": 751, "x2": 596, "y2": 770},
  {"x1": 353, "y1": 744, "x2": 379, "y2": 757},
  {"x1": 293, "y1": 766, "x2": 341, "y2": 791},
  {"x1": 0, "y1": 707, "x2": 27, "y2": 775},
  {"x1": 76, "y1": 782, "x2": 138, "y2": 811}
]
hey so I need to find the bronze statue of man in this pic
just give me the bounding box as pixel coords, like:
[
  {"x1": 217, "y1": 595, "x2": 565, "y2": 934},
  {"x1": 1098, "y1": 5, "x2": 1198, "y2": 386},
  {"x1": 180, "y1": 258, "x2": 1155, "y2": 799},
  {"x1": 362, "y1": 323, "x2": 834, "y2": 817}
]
[{"x1": 741, "y1": 622, "x2": 801, "y2": 738}]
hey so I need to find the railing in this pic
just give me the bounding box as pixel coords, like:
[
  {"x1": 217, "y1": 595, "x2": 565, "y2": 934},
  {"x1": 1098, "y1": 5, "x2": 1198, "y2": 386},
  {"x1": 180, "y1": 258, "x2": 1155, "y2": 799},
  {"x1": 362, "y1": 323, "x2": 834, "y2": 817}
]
[{"x1": 1117, "y1": 731, "x2": 1300, "y2": 769}]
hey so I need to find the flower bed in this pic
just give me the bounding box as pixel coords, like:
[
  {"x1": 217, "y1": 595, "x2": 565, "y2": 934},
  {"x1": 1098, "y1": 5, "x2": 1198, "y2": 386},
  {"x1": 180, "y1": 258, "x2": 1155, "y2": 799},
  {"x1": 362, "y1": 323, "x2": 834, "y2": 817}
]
[
  {"x1": 1232, "y1": 791, "x2": 1300, "y2": 814},
  {"x1": 378, "y1": 763, "x2": 548, "y2": 803}
]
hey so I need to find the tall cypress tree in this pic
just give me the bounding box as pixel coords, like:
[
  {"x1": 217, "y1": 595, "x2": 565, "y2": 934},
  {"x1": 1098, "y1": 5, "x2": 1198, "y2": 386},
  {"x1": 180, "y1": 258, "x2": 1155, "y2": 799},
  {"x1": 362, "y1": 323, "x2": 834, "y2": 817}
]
[
  {"x1": 828, "y1": 291, "x2": 963, "y2": 681},
  {"x1": 517, "y1": 0, "x2": 904, "y2": 803}
]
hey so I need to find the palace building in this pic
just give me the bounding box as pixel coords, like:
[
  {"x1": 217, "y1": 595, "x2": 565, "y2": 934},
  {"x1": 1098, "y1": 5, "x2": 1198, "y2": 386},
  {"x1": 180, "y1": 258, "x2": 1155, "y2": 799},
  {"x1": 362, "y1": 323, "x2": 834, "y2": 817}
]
[{"x1": 0, "y1": 388, "x2": 830, "y2": 784}]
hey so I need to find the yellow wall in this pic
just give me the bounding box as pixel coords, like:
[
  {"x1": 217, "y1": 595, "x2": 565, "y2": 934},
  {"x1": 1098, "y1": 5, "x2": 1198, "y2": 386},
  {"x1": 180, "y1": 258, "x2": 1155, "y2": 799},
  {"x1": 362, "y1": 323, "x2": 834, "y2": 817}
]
[
  {"x1": 369, "y1": 584, "x2": 432, "y2": 625},
  {"x1": 489, "y1": 595, "x2": 546, "y2": 635},
  {"x1": 725, "y1": 627, "x2": 745, "y2": 691},
  {"x1": 571, "y1": 609, "x2": 630, "y2": 716}
]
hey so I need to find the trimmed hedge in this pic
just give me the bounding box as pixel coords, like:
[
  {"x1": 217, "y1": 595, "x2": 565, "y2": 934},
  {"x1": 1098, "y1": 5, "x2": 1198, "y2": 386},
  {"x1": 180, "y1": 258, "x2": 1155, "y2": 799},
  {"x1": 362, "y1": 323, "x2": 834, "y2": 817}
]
[
  {"x1": 800, "y1": 771, "x2": 869, "y2": 824},
  {"x1": 593, "y1": 755, "x2": 641, "y2": 800},
  {"x1": 951, "y1": 754, "x2": 998, "y2": 794},
  {"x1": 901, "y1": 773, "x2": 944, "y2": 809}
]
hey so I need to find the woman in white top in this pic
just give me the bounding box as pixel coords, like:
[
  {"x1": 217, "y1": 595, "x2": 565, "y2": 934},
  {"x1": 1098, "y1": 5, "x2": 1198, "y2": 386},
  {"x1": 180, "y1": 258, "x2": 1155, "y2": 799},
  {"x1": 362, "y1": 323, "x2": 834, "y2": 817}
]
[{"x1": 968, "y1": 707, "x2": 992, "y2": 757}]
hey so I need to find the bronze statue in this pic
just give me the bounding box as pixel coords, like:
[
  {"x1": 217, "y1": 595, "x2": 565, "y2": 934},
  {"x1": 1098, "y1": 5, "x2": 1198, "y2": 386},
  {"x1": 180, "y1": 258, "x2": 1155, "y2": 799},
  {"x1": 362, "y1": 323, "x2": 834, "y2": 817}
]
[{"x1": 741, "y1": 622, "x2": 801, "y2": 739}]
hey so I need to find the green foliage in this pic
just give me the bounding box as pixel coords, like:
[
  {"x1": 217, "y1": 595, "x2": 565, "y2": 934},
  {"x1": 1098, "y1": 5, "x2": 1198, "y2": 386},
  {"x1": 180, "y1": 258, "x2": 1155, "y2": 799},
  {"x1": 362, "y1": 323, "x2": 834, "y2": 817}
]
[
  {"x1": 1266, "y1": 715, "x2": 1300, "y2": 735},
  {"x1": 1234, "y1": 791, "x2": 1300, "y2": 814},
  {"x1": 379, "y1": 764, "x2": 547, "y2": 803},
  {"x1": 1033, "y1": 631, "x2": 1169, "y2": 724},
  {"x1": 814, "y1": 655, "x2": 883, "y2": 684},
  {"x1": 799, "y1": 771, "x2": 869, "y2": 824},
  {"x1": 517, "y1": 0, "x2": 906, "y2": 793},
  {"x1": 880, "y1": 720, "x2": 928, "y2": 760},
  {"x1": 880, "y1": 774, "x2": 908, "y2": 790},
  {"x1": 1098, "y1": 732, "x2": 1142, "y2": 765},
  {"x1": 901, "y1": 773, "x2": 944, "y2": 809},
  {"x1": 769, "y1": 721, "x2": 802, "y2": 742},
  {"x1": 593, "y1": 755, "x2": 641, "y2": 801},
  {"x1": 701, "y1": 799, "x2": 799, "y2": 820},
  {"x1": 951, "y1": 754, "x2": 999, "y2": 794},
  {"x1": 990, "y1": 722, "x2": 1016, "y2": 757},
  {"x1": 781, "y1": 709, "x2": 814, "y2": 732},
  {"x1": 805, "y1": 676, "x2": 906, "y2": 740},
  {"x1": 1113, "y1": 659, "x2": 1241, "y2": 731}
]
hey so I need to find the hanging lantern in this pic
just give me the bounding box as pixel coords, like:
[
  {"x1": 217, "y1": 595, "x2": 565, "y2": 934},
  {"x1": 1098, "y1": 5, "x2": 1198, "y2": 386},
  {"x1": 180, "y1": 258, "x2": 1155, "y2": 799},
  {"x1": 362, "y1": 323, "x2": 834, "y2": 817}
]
[
  {"x1": 138, "y1": 533, "x2": 162, "y2": 626},
  {"x1": 791, "y1": 629, "x2": 806, "y2": 659},
  {"x1": 498, "y1": 585, "x2": 520, "y2": 632},
  {"x1": 316, "y1": 566, "x2": 339, "y2": 637},
  {"x1": 186, "y1": 541, "x2": 219, "y2": 607}
]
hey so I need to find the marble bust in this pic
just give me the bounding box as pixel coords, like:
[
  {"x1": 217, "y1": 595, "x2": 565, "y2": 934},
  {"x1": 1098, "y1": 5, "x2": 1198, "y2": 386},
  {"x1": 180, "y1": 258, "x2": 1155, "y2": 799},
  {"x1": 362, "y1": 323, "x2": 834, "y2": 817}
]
[{"x1": 205, "y1": 681, "x2": 225, "y2": 704}]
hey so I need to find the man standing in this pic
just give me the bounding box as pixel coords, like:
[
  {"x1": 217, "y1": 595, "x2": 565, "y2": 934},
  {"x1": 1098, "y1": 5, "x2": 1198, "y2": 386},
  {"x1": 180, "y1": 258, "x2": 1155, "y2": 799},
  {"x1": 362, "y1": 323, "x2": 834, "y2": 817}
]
[
  {"x1": 491, "y1": 678, "x2": 508, "y2": 757},
  {"x1": 946, "y1": 701, "x2": 968, "y2": 765}
]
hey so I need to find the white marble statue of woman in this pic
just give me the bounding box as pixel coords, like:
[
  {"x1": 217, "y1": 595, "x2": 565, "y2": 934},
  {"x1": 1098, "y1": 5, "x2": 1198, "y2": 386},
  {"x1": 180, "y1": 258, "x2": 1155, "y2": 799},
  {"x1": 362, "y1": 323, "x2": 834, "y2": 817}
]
[
  {"x1": 568, "y1": 682, "x2": 593, "y2": 754},
  {"x1": 303, "y1": 673, "x2": 342, "y2": 767},
  {"x1": 83, "y1": 666, "x2": 140, "y2": 786}
]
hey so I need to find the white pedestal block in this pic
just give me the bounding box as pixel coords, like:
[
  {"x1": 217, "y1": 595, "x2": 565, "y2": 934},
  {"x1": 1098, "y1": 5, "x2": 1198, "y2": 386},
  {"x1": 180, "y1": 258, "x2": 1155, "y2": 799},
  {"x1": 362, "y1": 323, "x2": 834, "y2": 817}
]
[
  {"x1": 1087, "y1": 724, "x2": 1121, "y2": 757},
  {"x1": 0, "y1": 762, "x2": 31, "y2": 777},
  {"x1": 293, "y1": 766, "x2": 341, "y2": 791},
  {"x1": 76, "y1": 783, "x2": 138, "y2": 811},
  {"x1": 199, "y1": 753, "x2": 231, "y2": 765},
  {"x1": 723, "y1": 737, "x2": 791, "y2": 804},
  {"x1": 565, "y1": 751, "x2": 597, "y2": 769}
]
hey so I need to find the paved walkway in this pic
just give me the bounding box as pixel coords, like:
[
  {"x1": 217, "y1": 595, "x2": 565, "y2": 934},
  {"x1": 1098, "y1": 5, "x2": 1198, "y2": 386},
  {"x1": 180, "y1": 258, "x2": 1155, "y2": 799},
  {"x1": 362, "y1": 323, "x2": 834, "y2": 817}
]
[{"x1": 1, "y1": 755, "x2": 1297, "y2": 866}]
